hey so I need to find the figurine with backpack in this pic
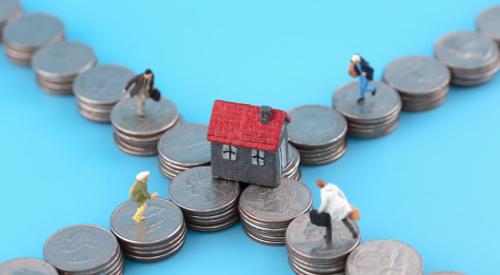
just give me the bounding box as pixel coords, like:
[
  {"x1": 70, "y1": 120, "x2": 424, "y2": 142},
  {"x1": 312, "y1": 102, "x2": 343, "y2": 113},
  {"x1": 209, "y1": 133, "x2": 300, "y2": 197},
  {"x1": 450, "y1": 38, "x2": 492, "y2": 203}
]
[{"x1": 348, "y1": 54, "x2": 377, "y2": 104}]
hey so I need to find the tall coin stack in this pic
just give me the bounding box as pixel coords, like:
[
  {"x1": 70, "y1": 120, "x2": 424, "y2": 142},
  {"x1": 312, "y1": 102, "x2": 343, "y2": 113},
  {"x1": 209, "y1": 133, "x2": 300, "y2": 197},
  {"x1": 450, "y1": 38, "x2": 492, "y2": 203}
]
[
  {"x1": 0, "y1": 0, "x2": 21, "y2": 42},
  {"x1": 73, "y1": 64, "x2": 135, "y2": 122},
  {"x1": 477, "y1": 6, "x2": 500, "y2": 46},
  {"x1": 158, "y1": 123, "x2": 211, "y2": 179},
  {"x1": 44, "y1": 224, "x2": 124, "y2": 275},
  {"x1": 282, "y1": 144, "x2": 301, "y2": 180},
  {"x1": 31, "y1": 41, "x2": 97, "y2": 94},
  {"x1": 3, "y1": 13, "x2": 64, "y2": 65},
  {"x1": 169, "y1": 167, "x2": 241, "y2": 232},
  {"x1": 383, "y1": 56, "x2": 451, "y2": 112},
  {"x1": 286, "y1": 213, "x2": 361, "y2": 275},
  {"x1": 111, "y1": 97, "x2": 181, "y2": 156},
  {"x1": 288, "y1": 105, "x2": 348, "y2": 165},
  {"x1": 110, "y1": 198, "x2": 187, "y2": 262},
  {"x1": 333, "y1": 81, "x2": 402, "y2": 138},
  {"x1": 239, "y1": 178, "x2": 312, "y2": 246},
  {"x1": 434, "y1": 31, "x2": 500, "y2": 86},
  {"x1": 0, "y1": 258, "x2": 58, "y2": 275}
]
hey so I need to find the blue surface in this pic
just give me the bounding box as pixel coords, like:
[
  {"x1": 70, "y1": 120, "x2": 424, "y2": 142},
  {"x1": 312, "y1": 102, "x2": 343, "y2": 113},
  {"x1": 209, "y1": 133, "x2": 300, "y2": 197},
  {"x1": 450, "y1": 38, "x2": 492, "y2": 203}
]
[{"x1": 1, "y1": 0, "x2": 500, "y2": 274}]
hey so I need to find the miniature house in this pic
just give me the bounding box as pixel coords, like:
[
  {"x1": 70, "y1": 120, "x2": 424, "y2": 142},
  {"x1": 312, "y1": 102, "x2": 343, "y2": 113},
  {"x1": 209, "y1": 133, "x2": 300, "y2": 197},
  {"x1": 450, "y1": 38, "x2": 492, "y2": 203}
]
[{"x1": 207, "y1": 100, "x2": 291, "y2": 187}]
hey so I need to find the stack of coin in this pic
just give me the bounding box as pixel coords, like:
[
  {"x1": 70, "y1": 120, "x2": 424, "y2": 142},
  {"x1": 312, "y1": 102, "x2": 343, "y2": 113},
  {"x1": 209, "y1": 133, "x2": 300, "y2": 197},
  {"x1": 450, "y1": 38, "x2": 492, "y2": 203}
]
[
  {"x1": 169, "y1": 167, "x2": 240, "y2": 232},
  {"x1": 110, "y1": 198, "x2": 187, "y2": 262},
  {"x1": 333, "y1": 81, "x2": 402, "y2": 138},
  {"x1": 282, "y1": 144, "x2": 301, "y2": 180},
  {"x1": 286, "y1": 213, "x2": 361, "y2": 275},
  {"x1": 288, "y1": 105, "x2": 347, "y2": 165},
  {"x1": 0, "y1": 258, "x2": 58, "y2": 275},
  {"x1": 73, "y1": 64, "x2": 135, "y2": 122},
  {"x1": 239, "y1": 178, "x2": 312, "y2": 246},
  {"x1": 111, "y1": 97, "x2": 181, "y2": 156},
  {"x1": 44, "y1": 224, "x2": 124, "y2": 275},
  {"x1": 434, "y1": 31, "x2": 500, "y2": 86},
  {"x1": 32, "y1": 41, "x2": 97, "y2": 94},
  {"x1": 346, "y1": 240, "x2": 424, "y2": 275},
  {"x1": 383, "y1": 56, "x2": 451, "y2": 112},
  {"x1": 0, "y1": 0, "x2": 21, "y2": 42},
  {"x1": 3, "y1": 13, "x2": 64, "y2": 65},
  {"x1": 158, "y1": 123, "x2": 211, "y2": 179},
  {"x1": 476, "y1": 5, "x2": 500, "y2": 46}
]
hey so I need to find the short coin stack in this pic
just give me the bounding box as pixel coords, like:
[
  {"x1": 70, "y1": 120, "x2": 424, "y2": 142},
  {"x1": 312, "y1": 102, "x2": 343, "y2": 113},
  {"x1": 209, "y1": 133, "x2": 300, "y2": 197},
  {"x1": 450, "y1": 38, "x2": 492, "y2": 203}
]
[
  {"x1": 383, "y1": 56, "x2": 451, "y2": 112},
  {"x1": 476, "y1": 5, "x2": 500, "y2": 46},
  {"x1": 282, "y1": 144, "x2": 301, "y2": 180},
  {"x1": 31, "y1": 41, "x2": 97, "y2": 94},
  {"x1": 73, "y1": 64, "x2": 135, "y2": 122},
  {"x1": 110, "y1": 198, "x2": 187, "y2": 262},
  {"x1": 0, "y1": 0, "x2": 21, "y2": 42},
  {"x1": 0, "y1": 258, "x2": 58, "y2": 275},
  {"x1": 44, "y1": 224, "x2": 124, "y2": 275},
  {"x1": 158, "y1": 123, "x2": 211, "y2": 179},
  {"x1": 169, "y1": 167, "x2": 240, "y2": 232},
  {"x1": 239, "y1": 178, "x2": 312, "y2": 246},
  {"x1": 288, "y1": 105, "x2": 347, "y2": 165},
  {"x1": 434, "y1": 31, "x2": 500, "y2": 86},
  {"x1": 3, "y1": 13, "x2": 64, "y2": 66},
  {"x1": 286, "y1": 213, "x2": 361, "y2": 275},
  {"x1": 111, "y1": 97, "x2": 181, "y2": 156},
  {"x1": 346, "y1": 240, "x2": 424, "y2": 275},
  {"x1": 333, "y1": 81, "x2": 402, "y2": 138}
]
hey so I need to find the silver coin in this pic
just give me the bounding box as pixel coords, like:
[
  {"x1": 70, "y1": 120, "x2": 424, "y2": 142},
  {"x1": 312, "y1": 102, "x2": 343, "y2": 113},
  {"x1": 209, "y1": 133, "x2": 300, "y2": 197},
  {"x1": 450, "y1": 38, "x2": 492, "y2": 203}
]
[
  {"x1": 0, "y1": 0, "x2": 20, "y2": 28},
  {"x1": 239, "y1": 178, "x2": 311, "y2": 224},
  {"x1": 383, "y1": 56, "x2": 451, "y2": 97},
  {"x1": 289, "y1": 257, "x2": 345, "y2": 275},
  {"x1": 157, "y1": 123, "x2": 211, "y2": 166},
  {"x1": 44, "y1": 224, "x2": 118, "y2": 273},
  {"x1": 333, "y1": 81, "x2": 402, "y2": 124},
  {"x1": 32, "y1": 41, "x2": 96, "y2": 81},
  {"x1": 242, "y1": 226, "x2": 285, "y2": 246},
  {"x1": 121, "y1": 223, "x2": 186, "y2": 252},
  {"x1": 288, "y1": 105, "x2": 347, "y2": 148},
  {"x1": 477, "y1": 5, "x2": 500, "y2": 45},
  {"x1": 111, "y1": 198, "x2": 184, "y2": 246},
  {"x1": 125, "y1": 238, "x2": 185, "y2": 263},
  {"x1": 346, "y1": 240, "x2": 424, "y2": 275},
  {"x1": 187, "y1": 215, "x2": 239, "y2": 232},
  {"x1": 0, "y1": 258, "x2": 58, "y2": 275},
  {"x1": 169, "y1": 167, "x2": 240, "y2": 215},
  {"x1": 111, "y1": 97, "x2": 179, "y2": 136},
  {"x1": 73, "y1": 64, "x2": 134, "y2": 105},
  {"x1": 122, "y1": 228, "x2": 186, "y2": 257}
]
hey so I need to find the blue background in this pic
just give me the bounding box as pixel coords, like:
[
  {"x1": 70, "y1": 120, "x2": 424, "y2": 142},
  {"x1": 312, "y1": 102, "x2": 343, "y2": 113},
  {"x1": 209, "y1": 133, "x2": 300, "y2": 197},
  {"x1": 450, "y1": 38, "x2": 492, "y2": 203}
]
[{"x1": 1, "y1": 0, "x2": 499, "y2": 274}]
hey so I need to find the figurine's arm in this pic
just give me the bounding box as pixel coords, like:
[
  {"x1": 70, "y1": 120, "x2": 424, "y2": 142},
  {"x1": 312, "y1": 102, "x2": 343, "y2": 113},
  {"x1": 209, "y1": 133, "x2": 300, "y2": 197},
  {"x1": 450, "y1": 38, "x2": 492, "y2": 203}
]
[
  {"x1": 124, "y1": 75, "x2": 141, "y2": 93},
  {"x1": 318, "y1": 191, "x2": 329, "y2": 213},
  {"x1": 355, "y1": 63, "x2": 366, "y2": 76}
]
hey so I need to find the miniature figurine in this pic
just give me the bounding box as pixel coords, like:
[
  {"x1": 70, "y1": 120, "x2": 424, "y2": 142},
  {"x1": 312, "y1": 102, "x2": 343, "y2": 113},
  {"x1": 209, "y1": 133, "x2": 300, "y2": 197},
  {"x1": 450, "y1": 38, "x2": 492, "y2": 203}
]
[
  {"x1": 207, "y1": 100, "x2": 291, "y2": 187},
  {"x1": 348, "y1": 54, "x2": 376, "y2": 104},
  {"x1": 310, "y1": 179, "x2": 360, "y2": 243},
  {"x1": 123, "y1": 69, "x2": 162, "y2": 117},
  {"x1": 129, "y1": 171, "x2": 158, "y2": 222}
]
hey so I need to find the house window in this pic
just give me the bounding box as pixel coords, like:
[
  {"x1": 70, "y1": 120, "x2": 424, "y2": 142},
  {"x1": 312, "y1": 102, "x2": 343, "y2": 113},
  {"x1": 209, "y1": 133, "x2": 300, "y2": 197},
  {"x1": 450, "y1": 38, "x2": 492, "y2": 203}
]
[
  {"x1": 251, "y1": 149, "x2": 265, "y2": 165},
  {"x1": 222, "y1": 145, "x2": 237, "y2": 160}
]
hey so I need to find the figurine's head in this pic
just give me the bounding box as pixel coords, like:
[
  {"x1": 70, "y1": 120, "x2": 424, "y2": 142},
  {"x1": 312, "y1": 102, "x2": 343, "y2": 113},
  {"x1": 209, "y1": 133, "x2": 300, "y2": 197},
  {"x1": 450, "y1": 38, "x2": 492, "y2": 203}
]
[
  {"x1": 136, "y1": 171, "x2": 150, "y2": 183},
  {"x1": 144, "y1": 69, "x2": 153, "y2": 80},
  {"x1": 315, "y1": 179, "x2": 326, "y2": 189},
  {"x1": 351, "y1": 54, "x2": 361, "y2": 63}
]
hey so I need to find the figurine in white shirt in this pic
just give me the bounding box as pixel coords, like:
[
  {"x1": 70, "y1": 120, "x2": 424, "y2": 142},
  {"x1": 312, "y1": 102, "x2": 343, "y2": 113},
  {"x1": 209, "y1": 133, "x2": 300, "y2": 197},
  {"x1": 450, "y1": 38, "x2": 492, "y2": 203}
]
[{"x1": 310, "y1": 179, "x2": 360, "y2": 242}]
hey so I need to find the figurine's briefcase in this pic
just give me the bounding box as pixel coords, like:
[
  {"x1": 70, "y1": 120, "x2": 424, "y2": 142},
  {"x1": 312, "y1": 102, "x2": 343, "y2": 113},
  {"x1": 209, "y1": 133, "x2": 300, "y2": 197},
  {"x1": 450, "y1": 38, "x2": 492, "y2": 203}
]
[{"x1": 309, "y1": 209, "x2": 330, "y2": 227}]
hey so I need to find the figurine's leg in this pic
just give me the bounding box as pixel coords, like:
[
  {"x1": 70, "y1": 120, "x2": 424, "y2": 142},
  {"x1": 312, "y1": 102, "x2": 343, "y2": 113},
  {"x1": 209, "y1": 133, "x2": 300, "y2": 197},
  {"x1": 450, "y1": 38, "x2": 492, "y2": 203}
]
[
  {"x1": 341, "y1": 218, "x2": 358, "y2": 238},
  {"x1": 368, "y1": 81, "x2": 377, "y2": 96},
  {"x1": 325, "y1": 215, "x2": 332, "y2": 243},
  {"x1": 133, "y1": 203, "x2": 147, "y2": 222},
  {"x1": 358, "y1": 77, "x2": 367, "y2": 104},
  {"x1": 136, "y1": 96, "x2": 145, "y2": 117}
]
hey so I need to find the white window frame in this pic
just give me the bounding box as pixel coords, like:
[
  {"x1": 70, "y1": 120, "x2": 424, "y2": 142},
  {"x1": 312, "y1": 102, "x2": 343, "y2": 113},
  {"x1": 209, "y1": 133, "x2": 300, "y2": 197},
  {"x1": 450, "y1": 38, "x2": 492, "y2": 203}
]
[
  {"x1": 222, "y1": 145, "x2": 237, "y2": 160},
  {"x1": 251, "y1": 149, "x2": 265, "y2": 165}
]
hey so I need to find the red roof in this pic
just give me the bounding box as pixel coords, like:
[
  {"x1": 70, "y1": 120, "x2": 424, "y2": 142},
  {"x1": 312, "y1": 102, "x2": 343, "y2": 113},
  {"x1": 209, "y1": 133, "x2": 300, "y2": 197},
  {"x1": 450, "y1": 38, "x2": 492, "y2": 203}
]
[{"x1": 207, "y1": 100, "x2": 291, "y2": 152}]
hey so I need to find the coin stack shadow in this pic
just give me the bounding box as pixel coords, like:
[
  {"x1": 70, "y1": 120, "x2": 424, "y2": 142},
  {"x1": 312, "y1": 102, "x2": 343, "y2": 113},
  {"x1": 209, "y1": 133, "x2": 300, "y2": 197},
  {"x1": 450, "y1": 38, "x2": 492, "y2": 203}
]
[
  {"x1": 73, "y1": 64, "x2": 135, "y2": 123},
  {"x1": 435, "y1": 31, "x2": 500, "y2": 86},
  {"x1": 383, "y1": 56, "x2": 451, "y2": 112},
  {"x1": 0, "y1": 0, "x2": 21, "y2": 43},
  {"x1": 333, "y1": 81, "x2": 402, "y2": 138},
  {"x1": 0, "y1": 258, "x2": 58, "y2": 275},
  {"x1": 286, "y1": 213, "x2": 361, "y2": 275},
  {"x1": 158, "y1": 123, "x2": 211, "y2": 179},
  {"x1": 111, "y1": 97, "x2": 181, "y2": 156},
  {"x1": 477, "y1": 6, "x2": 500, "y2": 47},
  {"x1": 239, "y1": 178, "x2": 312, "y2": 246},
  {"x1": 31, "y1": 41, "x2": 97, "y2": 94},
  {"x1": 44, "y1": 224, "x2": 124, "y2": 275},
  {"x1": 288, "y1": 105, "x2": 348, "y2": 165},
  {"x1": 282, "y1": 144, "x2": 302, "y2": 180},
  {"x1": 3, "y1": 13, "x2": 64, "y2": 65},
  {"x1": 169, "y1": 167, "x2": 241, "y2": 232},
  {"x1": 110, "y1": 199, "x2": 187, "y2": 262}
]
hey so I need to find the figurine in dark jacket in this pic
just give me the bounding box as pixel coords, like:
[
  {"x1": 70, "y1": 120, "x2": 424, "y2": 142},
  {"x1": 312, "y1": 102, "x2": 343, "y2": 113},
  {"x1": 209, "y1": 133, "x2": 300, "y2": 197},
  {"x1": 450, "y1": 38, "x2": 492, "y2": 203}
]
[
  {"x1": 348, "y1": 54, "x2": 376, "y2": 104},
  {"x1": 123, "y1": 69, "x2": 162, "y2": 117}
]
